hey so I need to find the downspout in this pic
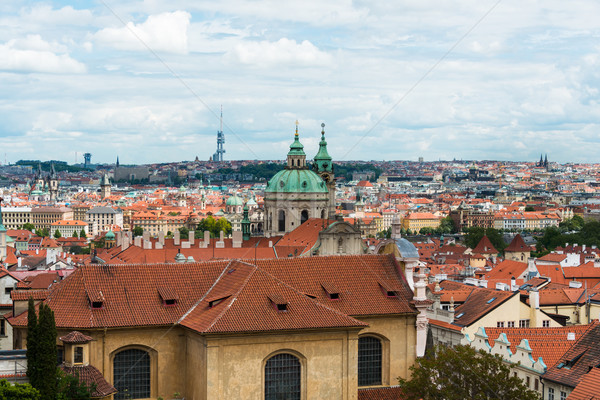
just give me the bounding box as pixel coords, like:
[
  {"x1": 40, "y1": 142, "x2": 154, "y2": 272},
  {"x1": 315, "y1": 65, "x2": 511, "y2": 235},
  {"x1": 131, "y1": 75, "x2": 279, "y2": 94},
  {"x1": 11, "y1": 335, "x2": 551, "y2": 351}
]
[{"x1": 103, "y1": 327, "x2": 107, "y2": 376}]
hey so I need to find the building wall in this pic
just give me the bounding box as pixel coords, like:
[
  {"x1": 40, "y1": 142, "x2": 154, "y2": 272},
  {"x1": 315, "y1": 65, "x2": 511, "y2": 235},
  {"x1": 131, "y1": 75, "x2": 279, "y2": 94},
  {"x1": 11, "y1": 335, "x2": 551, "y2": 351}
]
[{"x1": 2, "y1": 208, "x2": 32, "y2": 230}]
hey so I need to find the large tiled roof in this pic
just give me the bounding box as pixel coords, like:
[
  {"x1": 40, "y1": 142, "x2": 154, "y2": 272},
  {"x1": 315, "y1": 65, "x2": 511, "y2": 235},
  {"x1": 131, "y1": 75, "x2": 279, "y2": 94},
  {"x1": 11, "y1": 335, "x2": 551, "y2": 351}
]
[
  {"x1": 8, "y1": 255, "x2": 416, "y2": 332},
  {"x1": 60, "y1": 364, "x2": 117, "y2": 397},
  {"x1": 543, "y1": 323, "x2": 600, "y2": 388},
  {"x1": 448, "y1": 282, "x2": 516, "y2": 327},
  {"x1": 484, "y1": 324, "x2": 596, "y2": 368},
  {"x1": 504, "y1": 234, "x2": 532, "y2": 252}
]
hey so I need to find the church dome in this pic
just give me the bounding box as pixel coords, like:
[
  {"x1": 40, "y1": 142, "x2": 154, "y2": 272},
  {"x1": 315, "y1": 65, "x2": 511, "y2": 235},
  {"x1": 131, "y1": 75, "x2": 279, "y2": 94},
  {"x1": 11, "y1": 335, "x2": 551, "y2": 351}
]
[
  {"x1": 265, "y1": 169, "x2": 328, "y2": 194},
  {"x1": 226, "y1": 194, "x2": 244, "y2": 206},
  {"x1": 105, "y1": 230, "x2": 115, "y2": 240}
]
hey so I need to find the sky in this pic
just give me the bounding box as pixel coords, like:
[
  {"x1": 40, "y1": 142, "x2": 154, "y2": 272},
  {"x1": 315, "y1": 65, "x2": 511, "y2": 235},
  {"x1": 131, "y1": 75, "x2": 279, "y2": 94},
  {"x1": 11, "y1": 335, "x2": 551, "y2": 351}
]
[{"x1": 1, "y1": 1, "x2": 600, "y2": 164}]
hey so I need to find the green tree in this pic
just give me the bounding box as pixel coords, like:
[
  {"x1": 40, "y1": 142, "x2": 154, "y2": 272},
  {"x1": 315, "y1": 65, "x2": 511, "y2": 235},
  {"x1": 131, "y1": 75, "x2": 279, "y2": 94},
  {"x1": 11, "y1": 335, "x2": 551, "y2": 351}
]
[
  {"x1": 215, "y1": 217, "x2": 232, "y2": 236},
  {"x1": 56, "y1": 369, "x2": 95, "y2": 400},
  {"x1": 79, "y1": 229, "x2": 87, "y2": 239},
  {"x1": 438, "y1": 216, "x2": 456, "y2": 234},
  {"x1": 195, "y1": 216, "x2": 232, "y2": 238},
  {"x1": 178, "y1": 227, "x2": 189, "y2": 238},
  {"x1": 525, "y1": 205, "x2": 535, "y2": 212},
  {"x1": 132, "y1": 226, "x2": 143, "y2": 237},
  {"x1": 26, "y1": 298, "x2": 39, "y2": 387},
  {"x1": 166, "y1": 231, "x2": 173, "y2": 238},
  {"x1": 0, "y1": 379, "x2": 40, "y2": 399},
  {"x1": 22, "y1": 223, "x2": 35, "y2": 231},
  {"x1": 398, "y1": 345, "x2": 540, "y2": 400},
  {"x1": 54, "y1": 229, "x2": 62, "y2": 238},
  {"x1": 72, "y1": 231, "x2": 78, "y2": 238},
  {"x1": 36, "y1": 303, "x2": 57, "y2": 399},
  {"x1": 68, "y1": 245, "x2": 83, "y2": 255}
]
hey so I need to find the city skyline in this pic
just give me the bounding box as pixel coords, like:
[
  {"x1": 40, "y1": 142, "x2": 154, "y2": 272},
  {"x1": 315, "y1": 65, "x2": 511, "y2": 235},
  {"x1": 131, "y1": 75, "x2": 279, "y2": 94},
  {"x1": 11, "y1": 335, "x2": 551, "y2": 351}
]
[{"x1": 1, "y1": 1, "x2": 600, "y2": 164}]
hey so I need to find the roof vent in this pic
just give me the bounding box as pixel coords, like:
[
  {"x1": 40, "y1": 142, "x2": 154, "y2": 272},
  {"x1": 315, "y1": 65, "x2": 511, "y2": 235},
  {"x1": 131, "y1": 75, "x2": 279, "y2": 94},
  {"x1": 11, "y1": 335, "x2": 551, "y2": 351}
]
[
  {"x1": 567, "y1": 332, "x2": 576, "y2": 341},
  {"x1": 569, "y1": 281, "x2": 582, "y2": 289}
]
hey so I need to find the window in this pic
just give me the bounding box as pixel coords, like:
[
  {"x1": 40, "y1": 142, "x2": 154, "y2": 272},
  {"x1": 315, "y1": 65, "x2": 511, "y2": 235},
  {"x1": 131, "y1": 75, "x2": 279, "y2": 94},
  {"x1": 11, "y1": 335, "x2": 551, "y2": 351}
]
[
  {"x1": 548, "y1": 387, "x2": 555, "y2": 400},
  {"x1": 543, "y1": 320, "x2": 550, "y2": 327},
  {"x1": 534, "y1": 378, "x2": 539, "y2": 391},
  {"x1": 526, "y1": 376, "x2": 530, "y2": 387},
  {"x1": 265, "y1": 353, "x2": 301, "y2": 400},
  {"x1": 74, "y1": 346, "x2": 83, "y2": 364},
  {"x1": 358, "y1": 336, "x2": 382, "y2": 386},
  {"x1": 301, "y1": 210, "x2": 309, "y2": 224},
  {"x1": 497, "y1": 321, "x2": 505, "y2": 328},
  {"x1": 0, "y1": 319, "x2": 5, "y2": 336},
  {"x1": 507, "y1": 321, "x2": 515, "y2": 328},
  {"x1": 519, "y1": 319, "x2": 530, "y2": 328},
  {"x1": 560, "y1": 391, "x2": 567, "y2": 400},
  {"x1": 114, "y1": 349, "x2": 151, "y2": 400},
  {"x1": 278, "y1": 210, "x2": 286, "y2": 232}
]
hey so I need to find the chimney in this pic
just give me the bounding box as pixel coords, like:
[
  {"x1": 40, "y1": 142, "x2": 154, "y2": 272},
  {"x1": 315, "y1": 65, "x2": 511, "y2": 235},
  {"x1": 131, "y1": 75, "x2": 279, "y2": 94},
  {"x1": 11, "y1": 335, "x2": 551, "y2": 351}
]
[
  {"x1": 17, "y1": 257, "x2": 21, "y2": 269},
  {"x1": 121, "y1": 232, "x2": 130, "y2": 251},
  {"x1": 268, "y1": 240, "x2": 273, "y2": 248},
  {"x1": 158, "y1": 231, "x2": 165, "y2": 246},
  {"x1": 232, "y1": 230, "x2": 242, "y2": 248},
  {"x1": 116, "y1": 231, "x2": 122, "y2": 247},
  {"x1": 174, "y1": 230, "x2": 180, "y2": 246},
  {"x1": 530, "y1": 290, "x2": 539, "y2": 309},
  {"x1": 142, "y1": 231, "x2": 150, "y2": 242},
  {"x1": 188, "y1": 230, "x2": 194, "y2": 246},
  {"x1": 204, "y1": 231, "x2": 210, "y2": 247},
  {"x1": 134, "y1": 236, "x2": 142, "y2": 247}
]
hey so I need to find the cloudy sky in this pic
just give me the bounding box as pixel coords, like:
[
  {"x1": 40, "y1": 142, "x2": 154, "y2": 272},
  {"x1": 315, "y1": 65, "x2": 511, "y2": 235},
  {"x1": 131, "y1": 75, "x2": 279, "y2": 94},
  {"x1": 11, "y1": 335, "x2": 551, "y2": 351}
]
[{"x1": 1, "y1": 0, "x2": 600, "y2": 164}]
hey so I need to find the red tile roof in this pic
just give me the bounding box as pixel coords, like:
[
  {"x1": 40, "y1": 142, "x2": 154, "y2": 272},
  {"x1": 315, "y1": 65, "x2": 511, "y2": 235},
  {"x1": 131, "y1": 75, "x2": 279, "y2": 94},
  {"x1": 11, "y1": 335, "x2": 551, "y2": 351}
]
[
  {"x1": 484, "y1": 323, "x2": 596, "y2": 368},
  {"x1": 60, "y1": 365, "x2": 116, "y2": 397},
  {"x1": 567, "y1": 367, "x2": 600, "y2": 400},
  {"x1": 504, "y1": 234, "x2": 532, "y2": 253},
  {"x1": 543, "y1": 322, "x2": 600, "y2": 388},
  {"x1": 8, "y1": 255, "x2": 416, "y2": 332},
  {"x1": 472, "y1": 235, "x2": 498, "y2": 255},
  {"x1": 358, "y1": 386, "x2": 405, "y2": 400},
  {"x1": 59, "y1": 331, "x2": 93, "y2": 344}
]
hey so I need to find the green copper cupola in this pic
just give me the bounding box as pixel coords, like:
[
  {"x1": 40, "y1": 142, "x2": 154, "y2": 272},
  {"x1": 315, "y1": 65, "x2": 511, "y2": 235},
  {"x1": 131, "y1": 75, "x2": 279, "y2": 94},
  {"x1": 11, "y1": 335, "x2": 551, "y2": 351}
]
[
  {"x1": 313, "y1": 122, "x2": 332, "y2": 173},
  {"x1": 286, "y1": 120, "x2": 307, "y2": 169}
]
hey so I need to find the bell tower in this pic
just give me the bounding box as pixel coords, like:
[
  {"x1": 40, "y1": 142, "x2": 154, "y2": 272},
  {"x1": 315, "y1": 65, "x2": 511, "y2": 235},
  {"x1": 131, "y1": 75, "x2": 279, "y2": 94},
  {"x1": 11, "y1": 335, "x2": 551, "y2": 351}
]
[{"x1": 313, "y1": 123, "x2": 336, "y2": 219}]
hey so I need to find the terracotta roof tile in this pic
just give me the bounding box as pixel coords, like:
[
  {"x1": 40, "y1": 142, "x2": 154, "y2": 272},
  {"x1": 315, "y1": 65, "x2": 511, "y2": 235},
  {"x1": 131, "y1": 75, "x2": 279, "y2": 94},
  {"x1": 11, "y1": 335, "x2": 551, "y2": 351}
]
[
  {"x1": 60, "y1": 365, "x2": 116, "y2": 397},
  {"x1": 59, "y1": 331, "x2": 94, "y2": 344},
  {"x1": 358, "y1": 386, "x2": 405, "y2": 400},
  {"x1": 568, "y1": 367, "x2": 600, "y2": 400}
]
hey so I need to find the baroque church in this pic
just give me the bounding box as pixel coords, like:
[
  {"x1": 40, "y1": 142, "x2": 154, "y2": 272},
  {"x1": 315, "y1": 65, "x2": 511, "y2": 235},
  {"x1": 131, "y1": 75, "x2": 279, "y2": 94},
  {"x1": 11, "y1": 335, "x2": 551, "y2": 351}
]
[{"x1": 264, "y1": 122, "x2": 336, "y2": 236}]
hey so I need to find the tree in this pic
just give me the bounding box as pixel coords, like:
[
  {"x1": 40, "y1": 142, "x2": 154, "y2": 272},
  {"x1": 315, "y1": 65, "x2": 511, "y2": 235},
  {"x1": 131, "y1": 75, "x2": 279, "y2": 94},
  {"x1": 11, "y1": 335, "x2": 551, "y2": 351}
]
[
  {"x1": 132, "y1": 226, "x2": 143, "y2": 237},
  {"x1": 79, "y1": 229, "x2": 87, "y2": 239},
  {"x1": 54, "y1": 229, "x2": 62, "y2": 238},
  {"x1": 398, "y1": 345, "x2": 540, "y2": 400},
  {"x1": 179, "y1": 227, "x2": 189, "y2": 238},
  {"x1": 22, "y1": 223, "x2": 35, "y2": 231},
  {"x1": 36, "y1": 303, "x2": 57, "y2": 399},
  {"x1": 525, "y1": 205, "x2": 535, "y2": 212},
  {"x1": 0, "y1": 379, "x2": 40, "y2": 399},
  {"x1": 196, "y1": 216, "x2": 233, "y2": 238},
  {"x1": 438, "y1": 216, "x2": 456, "y2": 234},
  {"x1": 26, "y1": 298, "x2": 39, "y2": 387},
  {"x1": 464, "y1": 227, "x2": 506, "y2": 253},
  {"x1": 56, "y1": 369, "x2": 95, "y2": 400},
  {"x1": 166, "y1": 231, "x2": 173, "y2": 238}
]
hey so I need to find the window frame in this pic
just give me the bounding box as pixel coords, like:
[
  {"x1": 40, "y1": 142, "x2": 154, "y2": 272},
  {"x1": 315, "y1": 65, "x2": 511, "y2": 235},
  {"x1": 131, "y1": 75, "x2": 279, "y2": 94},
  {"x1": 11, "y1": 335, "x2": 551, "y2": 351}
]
[
  {"x1": 262, "y1": 350, "x2": 306, "y2": 400},
  {"x1": 111, "y1": 345, "x2": 157, "y2": 400}
]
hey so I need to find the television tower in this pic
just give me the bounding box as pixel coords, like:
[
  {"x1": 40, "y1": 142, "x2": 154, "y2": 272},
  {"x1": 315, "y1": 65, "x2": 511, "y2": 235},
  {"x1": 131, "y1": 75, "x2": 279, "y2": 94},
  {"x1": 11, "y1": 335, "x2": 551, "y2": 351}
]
[{"x1": 212, "y1": 106, "x2": 225, "y2": 162}]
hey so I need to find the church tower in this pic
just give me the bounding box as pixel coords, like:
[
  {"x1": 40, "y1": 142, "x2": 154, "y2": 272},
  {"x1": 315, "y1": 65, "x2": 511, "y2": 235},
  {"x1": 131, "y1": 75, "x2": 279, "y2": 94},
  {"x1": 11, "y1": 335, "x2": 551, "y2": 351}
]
[
  {"x1": 49, "y1": 163, "x2": 59, "y2": 201},
  {"x1": 0, "y1": 198, "x2": 6, "y2": 262},
  {"x1": 100, "y1": 174, "x2": 111, "y2": 199},
  {"x1": 264, "y1": 122, "x2": 329, "y2": 236},
  {"x1": 313, "y1": 123, "x2": 336, "y2": 219}
]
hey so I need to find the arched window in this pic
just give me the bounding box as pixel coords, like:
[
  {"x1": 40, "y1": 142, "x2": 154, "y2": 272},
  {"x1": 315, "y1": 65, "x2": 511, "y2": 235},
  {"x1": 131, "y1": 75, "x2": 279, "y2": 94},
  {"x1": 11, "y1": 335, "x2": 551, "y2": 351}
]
[
  {"x1": 265, "y1": 353, "x2": 301, "y2": 400},
  {"x1": 358, "y1": 336, "x2": 382, "y2": 386},
  {"x1": 278, "y1": 210, "x2": 286, "y2": 232},
  {"x1": 301, "y1": 210, "x2": 309, "y2": 224},
  {"x1": 321, "y1": 209, "x2": 325, "y2": 219},
  {"x1": 113, "y1": 349, "x2": 151, "y2": 399}
]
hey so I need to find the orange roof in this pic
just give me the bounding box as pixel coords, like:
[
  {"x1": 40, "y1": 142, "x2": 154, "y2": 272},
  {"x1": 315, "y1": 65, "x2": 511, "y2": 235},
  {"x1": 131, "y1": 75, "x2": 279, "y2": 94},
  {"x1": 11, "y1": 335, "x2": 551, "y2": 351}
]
[
  {"x1": 484, "y1": 324, "x2": 596, "y2": 369},
  {"x1": 472, "y1": 235, "x2": 498, "y2": 255},
  {"x1": 568, "y1": 367, "x2": 600, "y2": 400}
]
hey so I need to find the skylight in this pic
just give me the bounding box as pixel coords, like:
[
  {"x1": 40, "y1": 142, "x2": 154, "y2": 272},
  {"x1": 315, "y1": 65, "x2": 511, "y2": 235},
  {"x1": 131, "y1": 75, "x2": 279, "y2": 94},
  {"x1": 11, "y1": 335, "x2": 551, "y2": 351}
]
[
  {"x1": 487, "y1": 297, "x2": 496, "y2": 304},
  {"x1": 455, "y1": 313, "x2": 464, "y2": 319}
]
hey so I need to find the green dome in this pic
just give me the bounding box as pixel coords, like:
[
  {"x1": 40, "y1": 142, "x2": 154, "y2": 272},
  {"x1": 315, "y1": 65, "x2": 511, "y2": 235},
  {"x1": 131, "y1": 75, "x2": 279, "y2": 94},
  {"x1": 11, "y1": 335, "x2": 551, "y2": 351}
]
[
  {"x1": 265, "y1": 169, "x2": 328, "y2": 193},
  {"x1": 226, "y1": 194, "x2": 244, "y2": 206},
  {"x1": 105, "y1": 230, "x2": 115, "y2": 239}
]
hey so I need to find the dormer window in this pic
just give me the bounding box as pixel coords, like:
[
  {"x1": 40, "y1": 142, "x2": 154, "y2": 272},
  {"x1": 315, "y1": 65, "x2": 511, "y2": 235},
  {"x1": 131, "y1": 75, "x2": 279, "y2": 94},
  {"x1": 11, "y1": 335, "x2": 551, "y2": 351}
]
[
  {"x1": 379, "y1": 282, "x2": 400, "y2": 298},
  {"x1": 91, "y1": 301, "x2": 104, "y2": 309},
  {"x1": 207, "y1": 295, "x2": 231, "y2": 308},
  {"x1": 158, "y1": 287, "x2": 178, "y2": 307},
  {"x1": 321, "y1": 282, "x2": 340, "y2": 300},
  {"x1": 268, "y1": 294, "x2": 288, "y2": 312}
]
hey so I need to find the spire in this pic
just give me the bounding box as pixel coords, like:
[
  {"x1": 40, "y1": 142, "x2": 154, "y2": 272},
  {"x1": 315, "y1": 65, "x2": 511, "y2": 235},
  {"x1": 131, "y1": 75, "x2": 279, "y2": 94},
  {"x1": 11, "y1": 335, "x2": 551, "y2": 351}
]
[
  {"x1": 116, "y1": 156, "x2": 120, "y2": 168},
  {"x1": 287, "y1": 121, "x2": 305, "y2": 159},
  {"x1": 0, "y1": 198, "x2": 5, "y2": 232},
  {"x1": 242, "y1": 203, "x2": 251, "y2": 241},
  {"x1": 314, "y1": 122, "x2": 333, "y2": 173}
]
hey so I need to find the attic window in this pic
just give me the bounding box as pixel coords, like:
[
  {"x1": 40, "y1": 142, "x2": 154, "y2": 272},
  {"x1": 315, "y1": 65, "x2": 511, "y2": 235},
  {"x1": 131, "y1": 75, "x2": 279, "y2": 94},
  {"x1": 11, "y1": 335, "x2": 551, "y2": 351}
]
[
  {"x1": 163, "y1": 299, "x2": 177, "y2": 306},
  {"x1": 208, "y1": 296, "x2": 230, "y2": 308},
  {"x1": 455, "y1": 313, "x2": 464, "y2": 319},
  {"x1": 486, "y1": 297, "x2": 496, "y2": 304},
  {"x1": 158, "y1": 287, "x2": 178, "y2": 307},
  {"x1": 379, "y1": 282, "x2": 400, "y2": 298},
  {"x1": 321, "y1": 282, "x2": 340, "y2": 300},
  {"x1": 91, "y1": 301, "x2": 103, "y2": 309},
  {"x1": 268, "y1": 294, "x2": 288, "y2": 312}
]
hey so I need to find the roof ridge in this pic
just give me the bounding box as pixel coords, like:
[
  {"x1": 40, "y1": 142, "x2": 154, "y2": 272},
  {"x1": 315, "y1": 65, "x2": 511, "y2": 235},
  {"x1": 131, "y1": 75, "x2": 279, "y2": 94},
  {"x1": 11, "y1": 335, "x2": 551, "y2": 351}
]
[
  {"x1": 202, "y1": 261, "x2": 258, "y2": 333},
  {"x1": 177, "y1": 259, "x2": 235, "y2": 324}
]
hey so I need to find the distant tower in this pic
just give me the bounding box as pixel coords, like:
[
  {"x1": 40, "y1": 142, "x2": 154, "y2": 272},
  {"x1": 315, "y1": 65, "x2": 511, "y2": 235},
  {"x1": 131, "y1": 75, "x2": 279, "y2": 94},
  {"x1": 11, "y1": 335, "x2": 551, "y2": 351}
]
[
  {"x1": 544, "y1": 154, "x2": 548, "y2": 169},
  {"x1": 116, "y1": 156, "x2": 120, "y2": 168},
  {"x1": 100, "y1": 174, "x2": 111, "y2": 199},
  {"x1": 313, "y1": 123, "x2": 336, "y2": 219},
  {"x1": 48, "y1": 163, "x2": 59, "y2": 201},
  {"x1": 212, "y1": 106, "x2": 225, "y2": 163},
  {"x1": 84, "y1": 153, "x2": 92, "y2": 169},
  {"x1": 0, "y1": 198, "x2": 6, "y2": 262}
]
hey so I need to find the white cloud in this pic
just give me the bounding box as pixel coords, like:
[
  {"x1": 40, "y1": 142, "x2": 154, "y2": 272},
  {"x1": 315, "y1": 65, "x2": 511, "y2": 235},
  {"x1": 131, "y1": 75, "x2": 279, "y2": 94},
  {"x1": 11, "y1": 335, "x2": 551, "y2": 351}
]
[
  {"x1": 0, "y1": 36, "x2": 85, "y2": 74},
  {"x1": 93, "y1": 11, "x2": 191, "y2": 54},
  {"x1": 227, "y1": 38, "x2": 332, "y2": 67}
]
